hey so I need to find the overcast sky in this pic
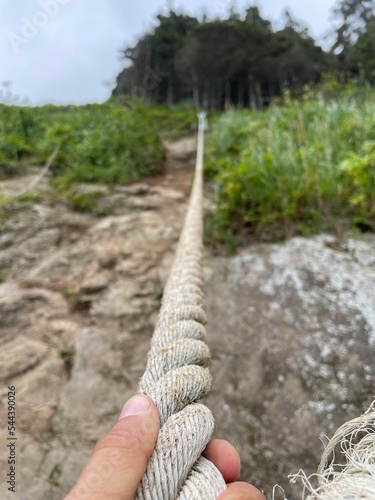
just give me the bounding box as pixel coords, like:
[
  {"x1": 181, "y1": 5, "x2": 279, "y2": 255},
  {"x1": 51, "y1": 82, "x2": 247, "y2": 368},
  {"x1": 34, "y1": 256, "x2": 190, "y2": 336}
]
[{"x1": 0, "y1": 0, "x2": 338, "y2": 106}]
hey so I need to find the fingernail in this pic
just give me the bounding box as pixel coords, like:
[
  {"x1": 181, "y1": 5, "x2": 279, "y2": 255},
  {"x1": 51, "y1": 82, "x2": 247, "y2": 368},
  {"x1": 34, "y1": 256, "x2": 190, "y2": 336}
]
[{"x1": 119, "y1": 395, "x2": 151, "y2": 420}]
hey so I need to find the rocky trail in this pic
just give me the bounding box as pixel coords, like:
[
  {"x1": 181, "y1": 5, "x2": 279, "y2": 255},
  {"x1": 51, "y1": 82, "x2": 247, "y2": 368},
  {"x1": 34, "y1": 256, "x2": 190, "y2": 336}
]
[{"x1": 0, "y1": 136, "x2": 375, "y2": 499}]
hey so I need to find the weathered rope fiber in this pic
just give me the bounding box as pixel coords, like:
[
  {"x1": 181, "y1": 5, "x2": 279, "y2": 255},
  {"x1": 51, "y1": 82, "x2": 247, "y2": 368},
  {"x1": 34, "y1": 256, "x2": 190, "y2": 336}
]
[
  {"x1": 136, "y1": 114, "x2": 226, "y2": 500},
  {"x1": 290, "y1": 401, "x2": 375, "y2": 499}
]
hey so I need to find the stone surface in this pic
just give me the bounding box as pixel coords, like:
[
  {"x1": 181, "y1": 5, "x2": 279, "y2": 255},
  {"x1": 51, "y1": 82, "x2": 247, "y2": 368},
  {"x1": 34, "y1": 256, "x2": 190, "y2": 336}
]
[
  {"x1": 0, "y1": 338, "x2": 48, "y2": 381},
  {"x1": 205, "y1": 233, "x2": 375, "y2": 498}
]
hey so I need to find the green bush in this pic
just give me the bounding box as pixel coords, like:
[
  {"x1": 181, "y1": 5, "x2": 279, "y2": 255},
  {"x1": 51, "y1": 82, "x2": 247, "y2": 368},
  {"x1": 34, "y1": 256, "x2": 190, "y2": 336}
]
[
  {"x1": 206, "y1": 86, "x2": 375, "y2": 242},
  {"x1": 17, "y1": 191, "x2": 45, "y2": 204},
  {"x1": 0, "y1": 101, "x2": 165, "y2": 186},
  {"x1": 37, "y1": 102, "x2": 164, "y2": 186},
  {"x1": 0, "y1": 100, "x2": 209, "y2": 186},
  {"x1": 0, "y1": 106, "x2": 44, "y2": 176},
  {"x1": 340, "y1": 141, "x2": 375, "y2": 215}
]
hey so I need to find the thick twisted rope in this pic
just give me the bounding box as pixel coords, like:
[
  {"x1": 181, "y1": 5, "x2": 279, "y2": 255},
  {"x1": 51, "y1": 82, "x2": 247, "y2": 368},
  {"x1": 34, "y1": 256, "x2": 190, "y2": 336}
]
[{"x1": 136, "y1": 114, "x2": 226, "y2": 499}]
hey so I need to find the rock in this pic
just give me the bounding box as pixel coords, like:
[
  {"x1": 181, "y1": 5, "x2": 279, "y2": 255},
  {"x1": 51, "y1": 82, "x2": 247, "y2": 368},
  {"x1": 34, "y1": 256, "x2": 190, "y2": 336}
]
[
  {"x1": 91, "y1": 284, "x2": 156, "y2": 319},
  {"x1": 18, "y1": 481, "x2": 52, "y2": 500},
  {"x1": 81, "y1": 272, "x2": 111, "y2": 293},
  {"x1": 165, "y1": 136, "x2": 197, "y2": 164},
  {"x1": 205, "y1": 233, "x2": 375, "y2": 498},
  {"x1": 71, "y1": 184, "x2": 110, "y2": 196},
  {"x1": 58, "y1": 450, "x2": 91, "y2": 495},
  {"x1": 0, "y1": 174, "x2": 49, "y2": 197},
  {"x1": 0, "y1": 227, "x2": 61, "y2": 278},
  {"x1": 0, "y1": 284, "x2": 68, "y2": 332},
  {"x1": 54, "y1": 370, "x2": 133, "y2": 445},
  {"x1": 115, "y1": 183, "x2": 151, "y2": 195},
  {"x1": 97, "y1": 185, "x2": 184, "y2": 214},
  {"x1": 19, "y1": 228, "x2": 61, "y2": 256},
  {"x1": 16, "y1": 358, "x2": 68, "y2": 439},
  {"x1": 0, "y1": 338, "x2": 48, "y2": 381}
]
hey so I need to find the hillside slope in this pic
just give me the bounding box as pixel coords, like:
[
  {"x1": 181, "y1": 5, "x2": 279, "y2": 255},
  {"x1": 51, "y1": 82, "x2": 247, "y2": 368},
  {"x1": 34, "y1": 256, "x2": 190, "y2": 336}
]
[{"x1": 0, "y1": 137, "x2": 374, "y2": 499}]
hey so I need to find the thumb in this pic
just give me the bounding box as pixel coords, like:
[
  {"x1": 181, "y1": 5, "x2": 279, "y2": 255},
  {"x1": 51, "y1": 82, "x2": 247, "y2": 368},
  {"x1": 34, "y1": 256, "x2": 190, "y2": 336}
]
[{"x1": 66, "y1": 395, "x2": 160, "y2": 500}]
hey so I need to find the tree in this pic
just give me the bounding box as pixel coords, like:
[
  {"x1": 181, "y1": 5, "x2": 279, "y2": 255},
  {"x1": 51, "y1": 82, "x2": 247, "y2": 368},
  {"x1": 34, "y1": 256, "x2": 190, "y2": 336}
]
[
  {"x1": 331, "y1": 0, "x2": 375, "y2": 80},
  {"x1": 245, "y1": 6, "x2": 271, "y2": 30},
  {"x1": 177, "y1": 21, "x2": 236, "y2": 108},
  {"x1": 333, "y1": 0, "x2": 375, "y2": 52},
  {"x1": 113, "y1": 11, "x2": 199, "y2": 105},
  {"x1": 351, "y1": 17, "x2": 375, "y2": 82},
  {"x1": 271, "y1": 19, "x2": 328, "y2": 93},
  {"x1": 112, "y1": 6, "x2": 332, "y2": 109}
]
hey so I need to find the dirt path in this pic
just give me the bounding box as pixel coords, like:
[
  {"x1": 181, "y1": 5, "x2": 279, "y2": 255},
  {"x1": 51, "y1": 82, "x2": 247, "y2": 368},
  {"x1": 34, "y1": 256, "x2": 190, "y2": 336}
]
[{"x1": 0, "y1": 136, "x2": 374, "y2": 499}]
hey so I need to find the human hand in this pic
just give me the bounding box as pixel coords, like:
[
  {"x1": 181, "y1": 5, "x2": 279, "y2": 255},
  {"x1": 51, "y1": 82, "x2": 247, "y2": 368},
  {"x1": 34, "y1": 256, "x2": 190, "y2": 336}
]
[
  {"x1": 66, "y1": 395, "x2": 265, "y2": 500},
  {"x1": 204, "y1": 440, "x2": 265, "y2": 500}
]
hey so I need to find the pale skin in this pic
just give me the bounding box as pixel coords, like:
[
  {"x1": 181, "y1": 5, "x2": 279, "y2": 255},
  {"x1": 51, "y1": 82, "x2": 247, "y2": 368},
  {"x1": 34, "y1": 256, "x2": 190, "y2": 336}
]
[{"x1": 66, "y1": 395, "x2": 265, "y2": 500}]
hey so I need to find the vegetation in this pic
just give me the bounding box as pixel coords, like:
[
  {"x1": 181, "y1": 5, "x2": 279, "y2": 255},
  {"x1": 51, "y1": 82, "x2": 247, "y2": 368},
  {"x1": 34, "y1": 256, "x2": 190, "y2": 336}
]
[
  {"x1": 1, "y1": 1, "x2": 374, "y2": 244},
  {"x1": 0, "y1": 194, "x2": 12, "y2": 224},
  {"x1": 113, "y1": 0, "x2": 375, "y2": 109},
  {"x1": 0, "y1": 273, "x2": 7, "y2": 284},
  {"x1": 333, "y1": 0, "x2": 375, "y2": 83},
  {"x1": 205, "y1": 83, "x2": 375, "y2": 244},
  {"x1": 0, "y1": 99, "x2": 203, "y2": 183},
  {"x1": 1, "y1": 82, "x2": 374, "y2": 244},
  {"x1": 113, "y1": 8, "x2": 329, "y2": 109},
  {"x1": 0, "y1": 101, "x2": 164, "y2": 185},
  {"x1": 0, "y1": 99, "x2": 203, "y2": 220},
  {"x1": 64, "y1": 191, "x2": 102, "y2": 214},
  {"x1": 16, "y1": 191, "x2": 45, "y2": 204}
]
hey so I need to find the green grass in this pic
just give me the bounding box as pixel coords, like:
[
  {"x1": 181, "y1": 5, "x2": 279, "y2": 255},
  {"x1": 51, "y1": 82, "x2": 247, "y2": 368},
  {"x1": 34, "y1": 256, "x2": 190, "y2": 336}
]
[
  {"x1": 205, "y1": 85, "x2": 375, "y2": 244},
  {"x1": 0, "y1": 99, "x2": 208, "y2": 218},
  {"x1": 16, "y1": 191, "x2": 45, "y2": 204},
  {"x1": 0, "y1": 273, "x2": 7, "y2": 284},
  {"x1": 37, "y1": 102, "x2": 164, "y2": 187},
  {"x1": 49, "y1": 468, "x2": 62, "y2": 487},
  {"x1": 0, "y1": 194, "x2": 13, "y2": 224},
  {"x1": 57, "y1": 346, "x2": 74, "y2": 358},
  {"x1": 0, "y1": 99, "x2": 205, "y2": 221},
  {"x1": 130, "y1": 103, "x2": 199, "y2": 140},
  {"x1": 64, "y1": 191, "x2": 101, "y2": 214},
  {"x1": 0, "y1": 99, "x2": 201, "y2": 188}
]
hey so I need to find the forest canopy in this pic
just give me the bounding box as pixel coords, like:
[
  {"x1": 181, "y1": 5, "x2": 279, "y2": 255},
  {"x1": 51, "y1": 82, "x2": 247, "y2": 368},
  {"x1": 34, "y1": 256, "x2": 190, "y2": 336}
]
[{"x1": 112, "y1": 0, "x2": 375, "y2": 109}]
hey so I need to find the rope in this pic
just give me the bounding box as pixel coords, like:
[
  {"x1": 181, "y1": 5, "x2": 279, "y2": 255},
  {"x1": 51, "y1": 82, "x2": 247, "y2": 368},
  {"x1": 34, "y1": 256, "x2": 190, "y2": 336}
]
[
  {"x1": 136, "y1": 114, "x2": 227, "y2": 499},
  {"x1": 290, "y1": 401, "x2": 375, "y2": 499},
  {"x1": 14, "y1": 145, "x2": 60, "y2": 198}
]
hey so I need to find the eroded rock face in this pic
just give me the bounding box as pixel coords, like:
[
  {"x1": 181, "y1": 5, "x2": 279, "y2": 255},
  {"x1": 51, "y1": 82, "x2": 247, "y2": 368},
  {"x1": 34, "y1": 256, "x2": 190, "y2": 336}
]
[
  {"x1": 0, "y1": 137, "x2": 374, "y2": 499},
  {"x1": 205, "y1": 234, "x2": 375, "y2": 498}
]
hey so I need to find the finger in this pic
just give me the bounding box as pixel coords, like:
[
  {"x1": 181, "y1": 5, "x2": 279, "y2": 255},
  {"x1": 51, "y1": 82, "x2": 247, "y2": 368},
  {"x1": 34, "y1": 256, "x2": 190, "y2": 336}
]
[
  {"x1": 217, "y1": 482, "x2": 266, "y2": 500},
  {"x1": 66, "y1": 395, "x2": 159, "y2": 500},
  {"x1": 203, "y1": 439, "x2": 241, "y2": 483}
]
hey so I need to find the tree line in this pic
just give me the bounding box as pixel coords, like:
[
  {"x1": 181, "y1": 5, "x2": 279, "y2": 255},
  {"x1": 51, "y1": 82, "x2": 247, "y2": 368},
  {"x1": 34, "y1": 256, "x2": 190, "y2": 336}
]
[{"x1": 112, "y1": 0, "x2": 375, "y2": 109}]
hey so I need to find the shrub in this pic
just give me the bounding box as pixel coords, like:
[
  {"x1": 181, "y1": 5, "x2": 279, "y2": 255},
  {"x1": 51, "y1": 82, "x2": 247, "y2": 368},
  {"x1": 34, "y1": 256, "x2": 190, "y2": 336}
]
[{"x1": 206, "y1": 86, "x2": 375, "y2": 242}]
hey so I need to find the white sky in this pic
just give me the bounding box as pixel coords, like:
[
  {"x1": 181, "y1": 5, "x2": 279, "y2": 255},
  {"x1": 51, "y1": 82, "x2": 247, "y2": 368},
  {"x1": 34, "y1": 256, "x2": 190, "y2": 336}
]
[{"x1": 0, "y1": 0, "x2": 338, "y2": 105}]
